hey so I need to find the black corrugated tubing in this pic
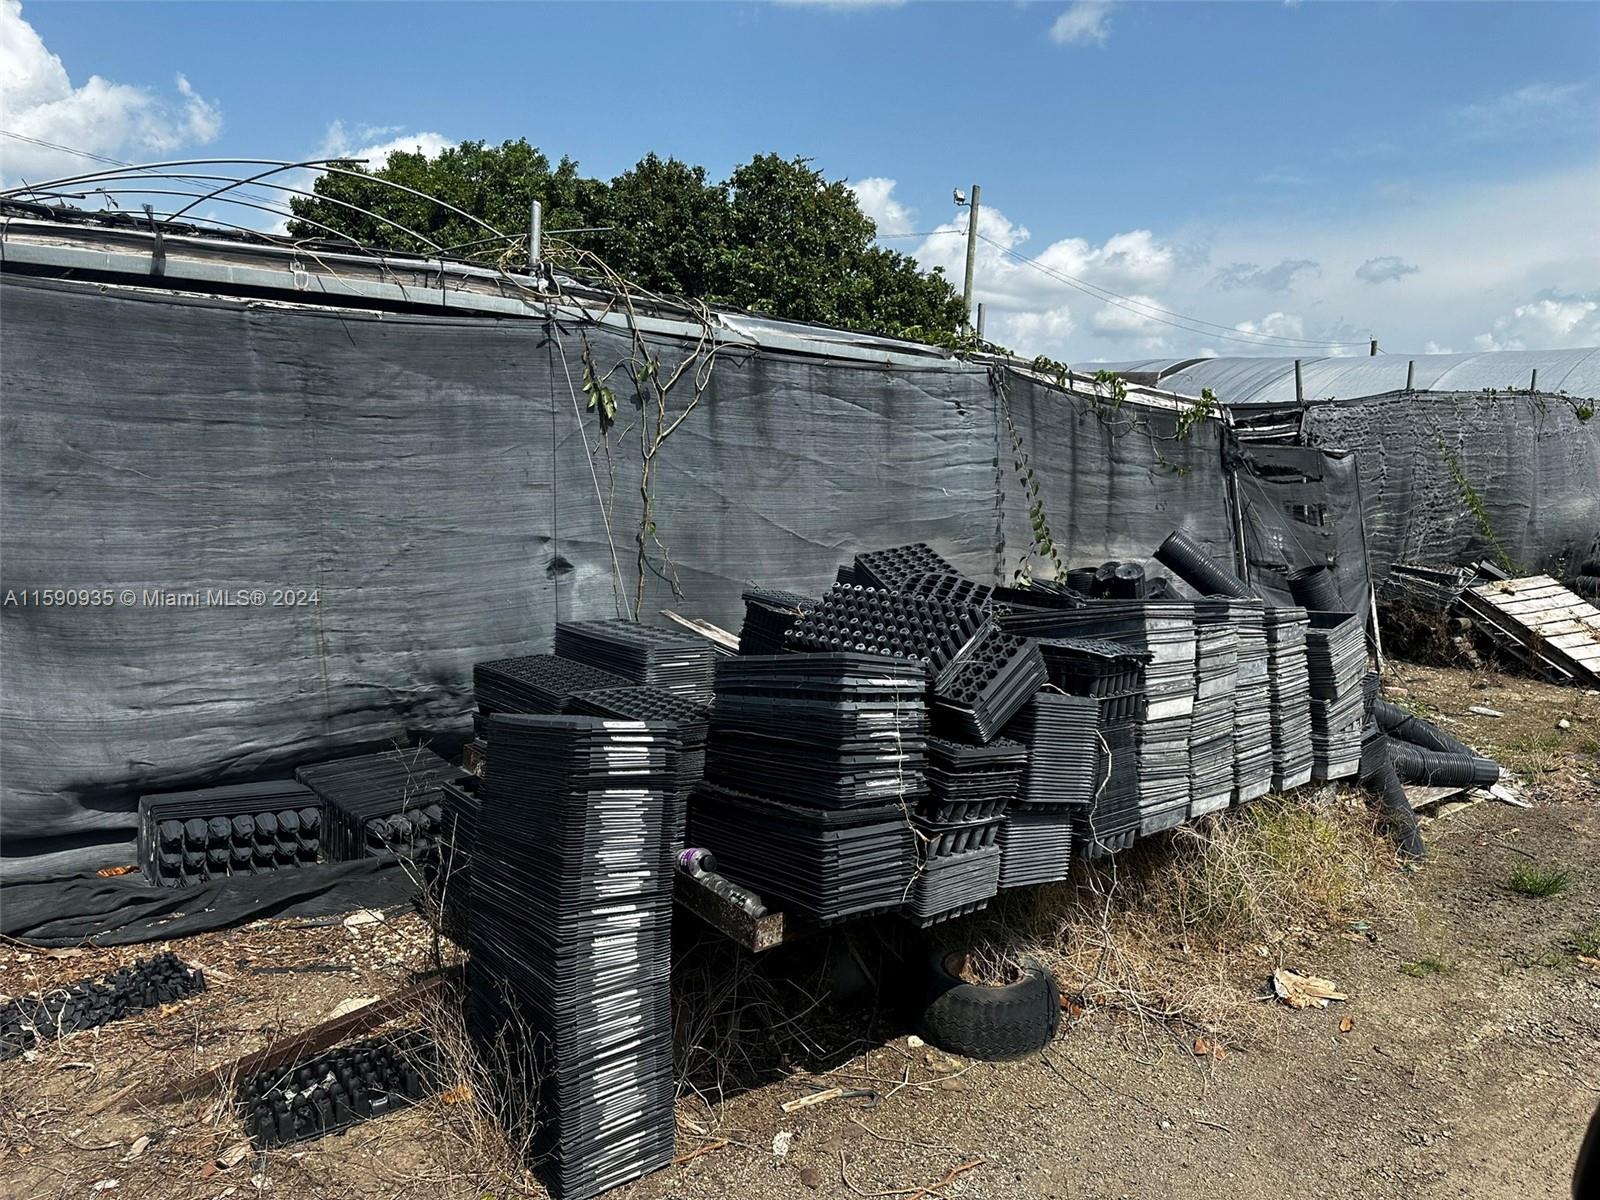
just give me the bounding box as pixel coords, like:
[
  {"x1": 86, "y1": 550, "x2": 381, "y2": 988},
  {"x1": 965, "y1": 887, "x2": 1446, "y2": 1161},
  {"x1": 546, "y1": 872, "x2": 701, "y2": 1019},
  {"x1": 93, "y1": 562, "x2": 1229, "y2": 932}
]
[{"x1": 1153, "y1": 530, "x2": 1258, "y2": 601}]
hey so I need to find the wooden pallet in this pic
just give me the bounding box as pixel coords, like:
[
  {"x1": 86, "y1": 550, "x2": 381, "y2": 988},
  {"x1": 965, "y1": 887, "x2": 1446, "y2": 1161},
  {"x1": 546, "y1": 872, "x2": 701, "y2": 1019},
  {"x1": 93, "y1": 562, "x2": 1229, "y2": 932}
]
[{"x1": 1459, "y1": 574, "x2": 1600, "y2": 688}]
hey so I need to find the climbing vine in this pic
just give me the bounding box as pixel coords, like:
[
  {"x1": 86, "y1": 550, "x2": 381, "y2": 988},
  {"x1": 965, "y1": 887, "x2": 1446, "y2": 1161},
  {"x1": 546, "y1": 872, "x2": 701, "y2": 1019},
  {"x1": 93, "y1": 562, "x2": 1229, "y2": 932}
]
[
  {"x1": 547, "y1": 239, "x2": 731, "y2": 620},
  {"x1": 993, "y1": 367, "x2": 1066, "y2": 584},
  {"x1": 1438, "y1": 436, "x2": 1515, "y2": 576}
]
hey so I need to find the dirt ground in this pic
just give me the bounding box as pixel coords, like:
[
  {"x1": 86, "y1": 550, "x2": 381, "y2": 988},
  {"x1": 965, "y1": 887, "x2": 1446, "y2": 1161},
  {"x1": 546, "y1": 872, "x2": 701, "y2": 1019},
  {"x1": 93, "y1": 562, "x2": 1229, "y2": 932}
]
[{"x1": 2, "y1": 663, "x2": 1596, "y2": 1200}]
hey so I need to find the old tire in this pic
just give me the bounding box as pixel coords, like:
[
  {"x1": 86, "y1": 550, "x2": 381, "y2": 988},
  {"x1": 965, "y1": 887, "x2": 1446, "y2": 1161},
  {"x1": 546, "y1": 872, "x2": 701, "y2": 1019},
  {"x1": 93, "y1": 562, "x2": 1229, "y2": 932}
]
[{"x1": 916, "y1": 951, "x2": 1060, "y2": 1061}]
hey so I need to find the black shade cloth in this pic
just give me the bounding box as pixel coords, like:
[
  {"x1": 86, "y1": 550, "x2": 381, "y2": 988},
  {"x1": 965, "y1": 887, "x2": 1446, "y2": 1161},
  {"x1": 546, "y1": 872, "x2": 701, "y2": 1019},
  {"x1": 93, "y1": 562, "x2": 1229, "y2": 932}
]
[{"x1": 0, "y1": 857, "x2": 416, "y2": 947}]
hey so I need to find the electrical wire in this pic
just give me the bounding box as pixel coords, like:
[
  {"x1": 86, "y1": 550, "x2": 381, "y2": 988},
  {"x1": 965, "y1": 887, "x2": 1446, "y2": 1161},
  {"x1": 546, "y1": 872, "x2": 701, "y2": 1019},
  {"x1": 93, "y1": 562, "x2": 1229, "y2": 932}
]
[{"x1": 978, "y1": 232, "x2": 1371, "y2": 350}]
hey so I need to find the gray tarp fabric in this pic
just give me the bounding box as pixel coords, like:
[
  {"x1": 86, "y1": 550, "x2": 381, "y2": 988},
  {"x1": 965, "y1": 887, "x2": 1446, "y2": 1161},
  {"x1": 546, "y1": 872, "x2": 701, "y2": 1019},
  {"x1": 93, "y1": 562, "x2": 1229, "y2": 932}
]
[
  {"x1": 1299, "y1": 392, "x2": 1600, "y2": 581},
  {"x1": 1235, "y1": 444, "x2": 1374, "y2": 616},
  {"x1": 3, "y1": 270, "x2": 1592, "y2": 887},
  {"x1": 1, "y1": 275, "x2": 1243, "y2": 879}
]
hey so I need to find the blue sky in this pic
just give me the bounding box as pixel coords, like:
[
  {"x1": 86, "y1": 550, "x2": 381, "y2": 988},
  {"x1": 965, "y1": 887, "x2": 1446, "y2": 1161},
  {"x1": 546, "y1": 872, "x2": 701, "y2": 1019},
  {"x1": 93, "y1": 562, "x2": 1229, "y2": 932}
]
[{"x1": 4, "y1": 0, "x2": 1598, "y2": 360}]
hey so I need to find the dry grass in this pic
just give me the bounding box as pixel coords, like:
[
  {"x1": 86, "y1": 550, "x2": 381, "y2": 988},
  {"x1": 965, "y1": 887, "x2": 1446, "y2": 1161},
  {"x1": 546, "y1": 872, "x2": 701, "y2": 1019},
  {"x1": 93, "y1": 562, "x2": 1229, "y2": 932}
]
[{"x1": 953, "y1": 788, "x2": 1412, "y2": 1033}]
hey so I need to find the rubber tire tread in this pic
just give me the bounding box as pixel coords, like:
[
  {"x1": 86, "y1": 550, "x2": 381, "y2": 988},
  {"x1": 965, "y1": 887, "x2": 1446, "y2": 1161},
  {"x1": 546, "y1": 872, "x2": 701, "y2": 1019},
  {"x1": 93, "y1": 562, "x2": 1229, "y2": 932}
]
[{"x1": 917, "y1": 951, "x2": 1060, "y2": 1061}]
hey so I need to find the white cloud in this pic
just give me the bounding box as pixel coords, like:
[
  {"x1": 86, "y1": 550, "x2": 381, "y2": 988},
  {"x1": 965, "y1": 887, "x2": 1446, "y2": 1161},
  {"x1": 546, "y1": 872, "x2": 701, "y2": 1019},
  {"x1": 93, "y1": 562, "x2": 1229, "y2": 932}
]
[
  {"x1": 1090, "y1": 296, "x2": 1170, "y2": 351},
  {"x1": 849, "y1": 176, "x2": 914, "y2": 238},
  {"x1": 0, "y1": 0, "x2": 221, "y2": 184},
  {"x1": 1423, "y1": 341, "x2": 1454, "y2": 355},
  {"x1": 991, "y1": 305, "x2": 1076, "y2": 358},
  {"x1": 1050, "y1": 0, "x2": 1113, "y2": 46},
  {"x1": 318, "y1": 120, "x2": 450, "y2": 168},
  {"x1": 1459, "y1": 81, "x2": 1588, "y2": 137},
  {"x1": 1213, "y1": 258, "x2": 1319, "y2": 293},
  {"x1": 908, "y1": 202, "x2": 1177, "y2": 331},
  {"x1": 899, "y1": 158, "x2": 1599, "y2": 364},
  {"x1": 1355, "y1": 255, "x2": 1420, "y2": 285},
  {"x1": 1473, "y1": 292, "x2": 1600, "y2": 352},
  {"x1": 1233, "y1": 311, "x2": 1305, "y2": 341}
]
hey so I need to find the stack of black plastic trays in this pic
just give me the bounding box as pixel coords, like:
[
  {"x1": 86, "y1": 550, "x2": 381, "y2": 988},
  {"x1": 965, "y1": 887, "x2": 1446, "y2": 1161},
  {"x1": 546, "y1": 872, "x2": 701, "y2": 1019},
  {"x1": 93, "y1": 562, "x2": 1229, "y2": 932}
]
[
  {"x1": 991, "y1": 692, "x2": 1099, "y2": 886},
  {"x1": 930, "y1": 624, "x2": 1049, "y2": 743},
  {"x1": 785, "y1": 582, "x2": 986, "y2": 671},
  {"x1": 1135, "y1": 602, "x2": 1198, "y2": 833},
  {"x1": 566, "y1": 686, "x2": 708, "y2": 845},
  {"x1": 138, "y1": 781, "x2": 322, "y2": 887},
  {"x1": 295, "y1": 748, "x2": 466, "y2": 861},
  {"x1": 468, "y1": 715, "x2": 677, "y2": 1200},
  {"x1": 1188, "y1": 599, "x2": 1239, "y2": 816},
  {"x1": 1305, "y1": 612, "x2": 1365, "y2": 781},
  {"x1": 433, "y1": 778, "x2": 480, "y2": 941},
  {"x1": 1263, "y1": 606, "x2": 1315, "y2": 791},
  {"x1": 906, "y1": 736, "x2": 1022, "y2": 923},
  {"x1": 1036, "y1": 637, "x2": 1147, "y2": 858},
  {"x1": 689, "y1": 653, "x2": 921, "y2": 921},
  {"x1": 1227, "y1": 598, "x2": 1275, "y2": 803},
  {"x1": 554, "y1": 620, "x2": 716, "y2": 707},
  {"x1": 738, "y1": 588, "x2": 816, "y2": 655},
  {"x1": 852, "y1": 542, "x2": 960, "y2": 590},
  {"x1": 473, "y1": 655, "x2": 633, "y2": 715}
]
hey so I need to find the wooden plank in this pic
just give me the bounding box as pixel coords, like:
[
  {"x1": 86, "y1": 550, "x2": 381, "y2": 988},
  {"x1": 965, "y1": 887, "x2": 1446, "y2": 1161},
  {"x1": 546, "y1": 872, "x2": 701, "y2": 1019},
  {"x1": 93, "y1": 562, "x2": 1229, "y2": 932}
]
[
  {"x1": 1408, "y1": 783, "x2": 1468, "y2": 810},
  {"x1": 660, "y1": 608, "x2": 740, "y2": 653},
  {"x1": 1471, "y1": 575, "x2": 1554, "y2": 597},
  {"x1": 147, "y1": 971, "x2": 455, "y2": 1105},
  {"x1": 1487, "y1": 584, "x2": 1572, "y2": 608},
  {"x1": 1503, "y1": 597, "x2": 1594, "y2": 620},
  {"x1": 674, "y1": 871, "x2": 791, "y2": 952}
]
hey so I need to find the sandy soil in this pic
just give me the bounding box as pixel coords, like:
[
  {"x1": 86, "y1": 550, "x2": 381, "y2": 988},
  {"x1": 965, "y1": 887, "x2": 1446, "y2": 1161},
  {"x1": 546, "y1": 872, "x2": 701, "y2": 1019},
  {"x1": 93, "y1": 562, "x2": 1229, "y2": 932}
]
[{"x1": 2, "y1": 664, "x2": 1596, "y2": 1200}]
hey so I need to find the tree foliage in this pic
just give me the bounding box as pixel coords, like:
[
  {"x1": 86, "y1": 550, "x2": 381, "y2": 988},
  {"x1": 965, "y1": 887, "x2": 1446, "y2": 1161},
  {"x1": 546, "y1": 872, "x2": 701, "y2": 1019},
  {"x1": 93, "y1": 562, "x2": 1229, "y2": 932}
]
[{"x1": 287, "y1": 140, "x2": 965, "y2": 343}]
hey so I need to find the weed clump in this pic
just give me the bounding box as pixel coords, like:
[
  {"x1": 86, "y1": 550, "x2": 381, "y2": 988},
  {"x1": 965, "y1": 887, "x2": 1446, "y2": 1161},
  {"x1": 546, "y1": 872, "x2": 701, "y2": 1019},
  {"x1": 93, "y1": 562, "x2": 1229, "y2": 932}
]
[{"x1": 1507, "y1": 863, "x2": 1571, "y2": 897}]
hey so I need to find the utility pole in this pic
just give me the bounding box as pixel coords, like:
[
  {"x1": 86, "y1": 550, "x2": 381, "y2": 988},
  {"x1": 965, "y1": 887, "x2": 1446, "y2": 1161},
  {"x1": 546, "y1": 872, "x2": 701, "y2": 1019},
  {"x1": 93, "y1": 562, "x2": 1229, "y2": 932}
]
[
  {"x1": 1369, "y1": 338, "x2": 1378, "y2": 356},
  {"x1": 961, "y1": 183, "x2": 981, "y2": 332},
  {"x1": 976, "y1": 302, "x2": 986, "y2": 341},
  {"x1": 529, "y1": 198, "x2": 543, "y2": 269}
]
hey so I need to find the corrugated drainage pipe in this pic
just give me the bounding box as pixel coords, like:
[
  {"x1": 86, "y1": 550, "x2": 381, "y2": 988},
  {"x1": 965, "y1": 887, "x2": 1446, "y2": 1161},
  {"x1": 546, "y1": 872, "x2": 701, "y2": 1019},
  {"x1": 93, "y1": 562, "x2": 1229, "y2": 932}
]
[
  {"x1": 1371, "y1": 698, "x2": 1477, "y2": 757},
  {"x1": 1369, "y1": 743, "x2": 1425, "y2": 860},
  {"x1": 1389, "y1": 743, "x2": 1500, "y2": 788},
  {"x1": 1287, "y1": 564, "x2": 1342, "y2": 613},
  {"x1": 1154, "y1": 530, "x2": 1258, "y2": 600}
]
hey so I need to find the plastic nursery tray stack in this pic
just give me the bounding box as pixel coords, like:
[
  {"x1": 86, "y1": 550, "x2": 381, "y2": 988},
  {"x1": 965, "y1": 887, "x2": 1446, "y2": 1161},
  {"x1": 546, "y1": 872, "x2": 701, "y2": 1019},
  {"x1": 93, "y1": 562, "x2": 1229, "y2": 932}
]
[
  {"x1": 1188, "y1": 600, "x2": 1239, "y2": 816},
  {"x1": 1035, "y1": 637, "x2": 1148, "y2": 858},
  {"x1": 901, "y1": 571, "x2": 995, "y2": 610},
  {"x1": 473, "y1": 654, "x2": 633, "y2": 715},
  {"x1": 138, "y1": 781, "x2": 322, "y2": 887},
  {"x1": 931, "y1": 624, "x2": 1049, "y2": 743},
  {"x1": 566, "y1": 685, "x2": 709, "y2": 845},
  {"x1": 739, "y1": 588, "x2": 816, "y2": 655},
  {"x1": 1014, "y1": 601, "x2": 1197, "y2": 835},
  {"x1": 693, "y1": 652, "x2": 923, "y2": 921},
  {"x1": 905, "y1": 737, "x2": 1023, "y2": 924},
  {"x1": 554, "y1": 620, "x2": 717, "y2": 707},
  {"x1": 705, "y1": 653, "x2": 929, "y2": 808},
  {"x1": 295, "y1": 748, "x2": 467, "y2": 861},
  {"x1": 853, "y1": 542, "x2": 960, "y2": 590},
  {"x1": 1263, "y1": 607, "x2": 1315, "y2": 791},
  {"x1": 988, "y1": 693, "x2": 1098, "y2": 888},
  {"x1": 239, "y1": 1030, "x2": 439, "y2": 1149},
  {"x1": 1226, "y1": 599, "x2": 1275, "y2": 803},
  {"x1": 692, "y1": 786, "x2": 917, "y2": 922},
  {"x1": 1305, "y1": 612, "x2": 1365, "y2": 781},
  {"x1": 432, "y1": 778, "x2": 480, "y2": 941},
  {"x1": 468, "y1": 715, "x2": 677, "y2": 1200},
  {"x1": 785, "y1": 582, "x2": 986, "y2": 671},
  {"x1": 2, "y1": 951, "x2": 206, "y2": 1061}
]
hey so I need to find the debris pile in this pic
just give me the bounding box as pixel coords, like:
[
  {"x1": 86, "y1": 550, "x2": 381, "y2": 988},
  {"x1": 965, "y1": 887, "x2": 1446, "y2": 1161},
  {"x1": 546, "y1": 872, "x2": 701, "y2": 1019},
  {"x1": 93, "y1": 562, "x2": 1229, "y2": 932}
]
[
  {"x1": 239, "y1": 1030, "x2": 439, "y2": 1148},
  {"x1": 1, "y1": 951, "x2": 205, "y2": 1060}
]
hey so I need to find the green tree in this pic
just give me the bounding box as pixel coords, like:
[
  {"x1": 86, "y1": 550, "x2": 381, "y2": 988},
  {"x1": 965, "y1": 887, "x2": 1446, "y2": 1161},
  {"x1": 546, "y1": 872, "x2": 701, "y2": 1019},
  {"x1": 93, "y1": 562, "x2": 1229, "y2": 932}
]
[{"x1": 287, "y1": 141, "x2": 965, "y2": 344}]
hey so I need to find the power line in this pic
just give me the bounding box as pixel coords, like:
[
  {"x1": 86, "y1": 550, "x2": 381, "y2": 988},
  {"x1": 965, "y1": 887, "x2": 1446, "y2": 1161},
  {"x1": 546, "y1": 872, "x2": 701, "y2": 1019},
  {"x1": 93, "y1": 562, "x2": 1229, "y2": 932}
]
[{"x1": 977, "y1": 232, "x2": 1372, "y2": 350}]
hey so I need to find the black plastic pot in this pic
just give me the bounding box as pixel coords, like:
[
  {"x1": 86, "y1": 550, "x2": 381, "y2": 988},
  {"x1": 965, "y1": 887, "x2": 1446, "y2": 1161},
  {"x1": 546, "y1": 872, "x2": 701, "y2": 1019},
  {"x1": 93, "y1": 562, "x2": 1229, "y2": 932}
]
[{"x1": 1154, "y1": 530, "x2": 1257, "y2": 600}]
